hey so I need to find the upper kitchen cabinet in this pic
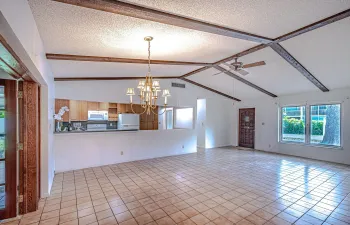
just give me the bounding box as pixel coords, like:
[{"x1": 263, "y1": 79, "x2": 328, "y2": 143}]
[
  {"x1": 55, "y1": 99, "x2": 70, "y2": 122},
  {"x1": 69, "y1": 100, "x2": 80, "y2": 121},
  {"x1": 70, "y1": 100, "x2": 88, "y2": 121},
  {"x1": 87, "y1": 101, "x2": 99, "y2": 111},
  {"x1": 80, "y1": 101, "x2": 88, "y2": 121},
  {"x1": 99, "y1": 102, "x2": 109, "y2": 111}
]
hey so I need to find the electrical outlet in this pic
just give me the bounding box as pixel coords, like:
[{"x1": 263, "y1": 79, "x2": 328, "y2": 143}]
[{"x1": 121, "y1": 151, "x2": 123, "y2": 155}]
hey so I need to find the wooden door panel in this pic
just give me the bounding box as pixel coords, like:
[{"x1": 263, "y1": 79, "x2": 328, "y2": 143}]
[{"x1": 239, "y1": 108, "x2": 255, "y2": 148}]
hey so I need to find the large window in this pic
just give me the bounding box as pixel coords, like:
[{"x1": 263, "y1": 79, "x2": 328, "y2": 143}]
[
  {"x1": 280, "y1": 104, "x2": 341, "y2": 147},
  {"x1": 310, "y1": 104, "x2": 340, "y2": 146},
  {"x1": 281, "y1": 106, "x2": 306, "y2": 143}
]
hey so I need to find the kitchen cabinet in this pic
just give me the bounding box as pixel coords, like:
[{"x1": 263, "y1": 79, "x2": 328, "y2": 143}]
[
  {"x1": 88, "y1": 102, "x2": 99, "y2": 111},
  {"x1": 99, "y1": 102, "x2": 109, "y2": 111},
  {"x1": 55, "y1": 99, "x2": 70, "y2": 122},
  {"x1": 69, "y1": 100, "x2": 80, "y2": 121},
  {"x1": 69, "y1": 100, "x2": 88, "y2": 121},
  {"x1": 109, "y1": 103, "x2": 117, "y2": 108},
  {"x1": 117, "y1": 103, "x2": 126, "y2": 114},
  {"x1": 80, "y1": 101, "x2": 88, "y2": 121}
]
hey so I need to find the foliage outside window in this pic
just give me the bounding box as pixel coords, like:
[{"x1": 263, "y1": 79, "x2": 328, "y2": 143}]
[
  {"x1": 281, "y1": 104, "x2": 341, "y2": 147},
  {"x1": 281, "y1": 106, "x2": 306, "y2": 142}
]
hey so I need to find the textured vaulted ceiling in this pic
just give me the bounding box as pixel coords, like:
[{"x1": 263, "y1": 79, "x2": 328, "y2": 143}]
[
  {"x1": 127, "y1": 0, "x2": 350, "y2": 37},
  {"x1": 28, "y1": 0, "x2": 350, "y2": 100}
]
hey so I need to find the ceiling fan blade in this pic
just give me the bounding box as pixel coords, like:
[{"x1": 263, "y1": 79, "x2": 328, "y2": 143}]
[
  {"x1": 237, "y1": 69, "x2": 249, "y2": 76},
  {"x1": 242, "y1": 61, "x2": 266, "y2": 69}
]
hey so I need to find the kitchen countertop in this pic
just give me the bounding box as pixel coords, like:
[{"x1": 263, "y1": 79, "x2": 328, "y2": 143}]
[{"x1": 54, "y1": 129, "x2": 138, "y2": 134}]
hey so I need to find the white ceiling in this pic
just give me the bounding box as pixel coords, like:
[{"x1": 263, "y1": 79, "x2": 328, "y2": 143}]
[
  {"x1": 50, "y1": 61, "x2": 200, "y2": 78},
  {"x1": 127, "y1": 0, "x2": 350, "y2": 38},
  {"x1": 28, "y1": 0, "x2": 350, "y2": 101},
  {"x1": 28, "y1": 0, "x2": 257, "y2": 62},
  {"x1": 281, "y1": 17, "x2": 350, "y2": 90}
]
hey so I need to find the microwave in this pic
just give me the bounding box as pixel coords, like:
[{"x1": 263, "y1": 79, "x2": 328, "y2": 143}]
[{"x1": 88, "y1": 111, "x2": 108, "y2": 121}]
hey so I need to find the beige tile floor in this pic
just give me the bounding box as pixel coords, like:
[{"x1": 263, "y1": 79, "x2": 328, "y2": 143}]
[{"x1": 4, "y1": 148, "x2": 350, "y2": 225}]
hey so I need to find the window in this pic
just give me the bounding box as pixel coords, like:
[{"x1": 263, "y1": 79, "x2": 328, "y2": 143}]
[
  {"x1": 281, "y1": 106, "x2": 306, "y2": 143},
  {"x1": 280, "y1": 104, "x2": 341, "y2": 147},
  {"x1": 310, "y1": 104, "x2": 340, "y2": 146},
  {"x1": 174, "y1": 108, "x2": 193, "y2": 129}
]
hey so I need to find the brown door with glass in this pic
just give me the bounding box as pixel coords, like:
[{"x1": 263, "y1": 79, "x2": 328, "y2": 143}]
[
  {"x1": 238, "y1": 108, "x2": 255, "y2": 148},
  {"x1": 0, "y1": 79, "x2": 17, "y2": 219}
]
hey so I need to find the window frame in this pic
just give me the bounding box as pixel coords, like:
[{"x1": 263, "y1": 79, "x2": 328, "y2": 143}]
[
  {"x1": 308, "y1": 103, "x2": 342, "y2": 148},
  {"x1": 279, "y1": 103, "x2": 342, "y2": 149},
  {"x1": 280, "y1": 105, "x2": 307, "y2": 144},
  {"x1": 173, "y1": 107, "x2": 194, "y2": 130}
]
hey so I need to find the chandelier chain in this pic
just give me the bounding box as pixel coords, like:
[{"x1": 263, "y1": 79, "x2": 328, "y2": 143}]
[{"x1": 148, "y1": 40, "x2": 151, "y2": 74}]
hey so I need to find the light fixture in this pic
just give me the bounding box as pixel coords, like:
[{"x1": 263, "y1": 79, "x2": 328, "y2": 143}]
[{"x1": 126, "y1": 36, "x2": 170, "y2": 115}]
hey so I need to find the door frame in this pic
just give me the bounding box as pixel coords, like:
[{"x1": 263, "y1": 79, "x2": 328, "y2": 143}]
[
  {"x1": 0, "y1": 79, "x2": 17, "y2": 219},
  {"x1": 238, "y1": 108, "x2": 256, "y2": 149}
]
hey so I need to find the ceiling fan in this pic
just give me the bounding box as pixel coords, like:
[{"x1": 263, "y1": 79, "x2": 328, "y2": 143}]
[{"x1": 213, "y1": 57, "x2": 266, "y2": 76}]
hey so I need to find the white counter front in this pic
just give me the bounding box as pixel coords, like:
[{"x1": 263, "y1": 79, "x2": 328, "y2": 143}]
[{"x1": 54, "y1": 129, "x2": 197, "y2": 172}]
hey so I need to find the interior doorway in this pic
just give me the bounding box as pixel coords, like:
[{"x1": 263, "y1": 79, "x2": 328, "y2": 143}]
[
  {"x1": 238, "y1": 108, "x2": 255, "y2": 148},
  {"x1": 0, "y1": 79, "x2": 17, "y2": 219},
  {"x1": 196, "y1": 99, "x2": 206, "y2": 148}
]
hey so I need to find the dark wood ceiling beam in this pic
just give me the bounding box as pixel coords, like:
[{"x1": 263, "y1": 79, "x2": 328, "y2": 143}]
[
  {"x1": 270, "y1": 43, "x2": 329, "y2": 92},
  {"x1": 274, "y1": 8, "x2": 350, "y2": 43},
  {"x1": 213, "y1": 44, "x2": 267, "y2": 66},
  {"x1": 180, "y1": 78, "x2": 241, "y2": 101},
  {"x1": 214, "y1": 66, "x2": 277, "y2": 98},
  {"x1": 53, "y1": 0, "x2": 272, "y2": 44},
  {"x1": 180, "y1": 66, "x2": 211, "y2": 78},
  {"x1": 46, "y1": 53, "x2": 212, "y2": 66},
  {"x1": 54, "y1": 76, "x2": 178, "y2": 81},
  {"x1": 180, "y1": 44, "x2": 267, "y2": 78}
]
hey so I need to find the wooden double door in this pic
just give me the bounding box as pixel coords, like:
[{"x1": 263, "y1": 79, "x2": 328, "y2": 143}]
[
  {"x1": 238, "y1": 108, "x2": 255, "y2": 148},
  {"x1": 0, "y1": 79, "x2": 17, "y2": 219}
]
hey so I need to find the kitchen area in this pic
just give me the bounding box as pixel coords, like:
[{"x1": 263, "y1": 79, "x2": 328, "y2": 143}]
[
  {"x1": 53, "y1": 98, "x2": 196, "y2": 172},
  {"x1": 55, "y1": 99, "x2": 159, "y2": 133}
]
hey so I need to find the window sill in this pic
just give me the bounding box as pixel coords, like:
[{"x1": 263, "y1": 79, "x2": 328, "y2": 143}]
[{"x1": 279, "y1": 141, "x2": 343, "y2": 150}]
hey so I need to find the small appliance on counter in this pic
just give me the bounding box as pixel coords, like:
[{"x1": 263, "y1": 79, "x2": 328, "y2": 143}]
[
  {"x1": 117, "y1": 114, "x2": 140, "y2": 130},
  {"x1": 88, "y1": 111, "x2": 108, "y2": 121}
]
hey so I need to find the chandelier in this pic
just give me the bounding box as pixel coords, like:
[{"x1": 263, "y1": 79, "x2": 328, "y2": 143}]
[{"x1": 126, "y1": 36, "x2": 170, "y2": 115}]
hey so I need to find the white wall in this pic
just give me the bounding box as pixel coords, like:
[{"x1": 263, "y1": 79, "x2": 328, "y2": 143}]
[
  {"x1": 205, "y1": 99, "x2": 235, "y2": 148},
  {"x1": 54, "y1": 129, "x2": 197, "y2": 172},
  {"x1": 234, "y1": 88, "x2": 350, "y2": 165},
  {"x1": 0, "y1": 0, "x2": 55, "y2": 197}
]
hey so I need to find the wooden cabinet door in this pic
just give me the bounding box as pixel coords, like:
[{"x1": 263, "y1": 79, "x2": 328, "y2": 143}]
[
  {"x1": 69, "y1": 100, "x2": 80, "y2": 121},
  {"x1": 117, "y1": 103, "x2": 126, "y2": 114},
  {"x1": 153, "y1": 121, "x2": 158, "y2": 130},
  {"x1": 80, "y1": 101, "x2": 88, "y2": 121},
  {"x1": 88, "y1": 101, "x2": 99, "y2": 111},
  {"x1": 55, "y1": 99, "x2": 70, "y2": 122},
  {"x1": 99, "y1": 102, "x2": 109, "y2": 111},
  {"x1": 140, "y1": 122, "x2": 147, "y2": 130}
]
